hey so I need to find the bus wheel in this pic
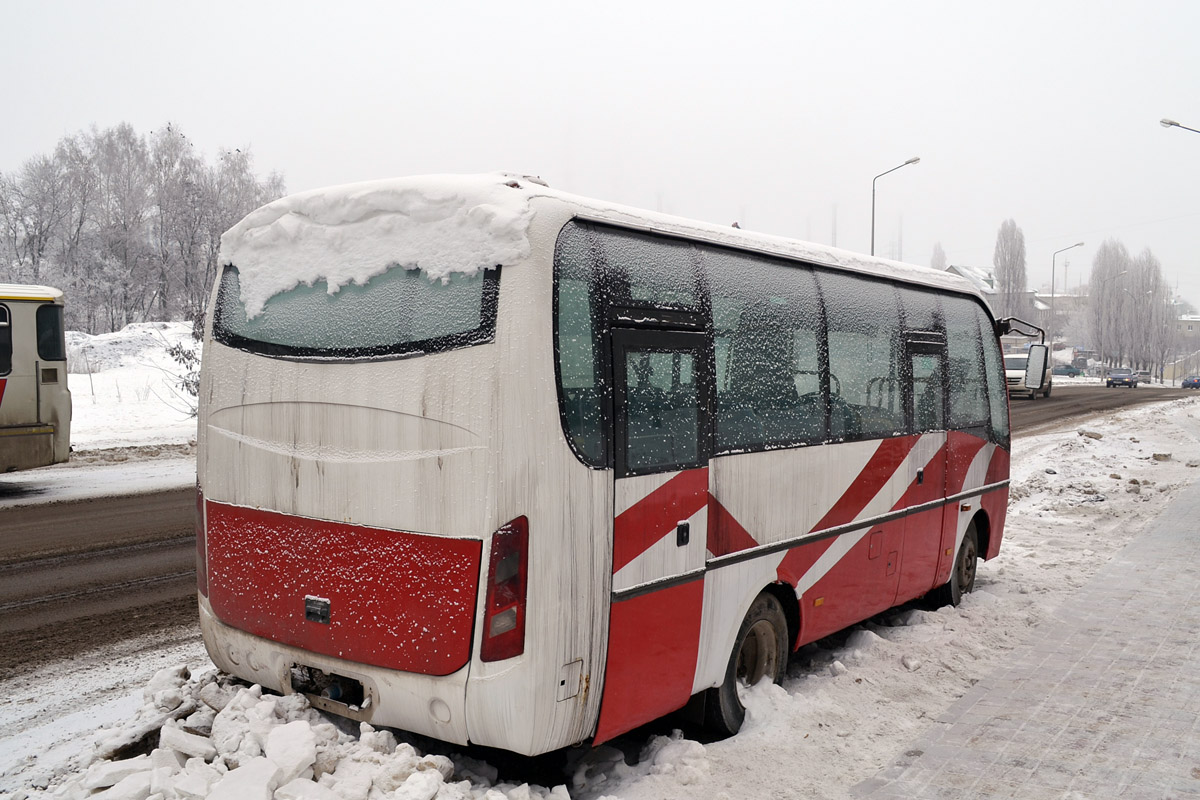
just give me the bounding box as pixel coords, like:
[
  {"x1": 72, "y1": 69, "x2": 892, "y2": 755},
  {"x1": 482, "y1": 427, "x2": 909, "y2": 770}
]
[
  {"x1": 932, "y1": 525, "x2": 979, "y2": 607},
  {"x1": 704, "y1": 592, "x2": 788, "y2": 737}
]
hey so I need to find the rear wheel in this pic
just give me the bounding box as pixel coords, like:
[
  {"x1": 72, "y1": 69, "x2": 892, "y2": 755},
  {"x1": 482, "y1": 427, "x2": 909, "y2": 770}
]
[
  {"x1": 930, "y1": 524, "x2": 979, "y2": 607},
  {"x1": 704, "y1": 592, "x2": 788, "y2": 737}
]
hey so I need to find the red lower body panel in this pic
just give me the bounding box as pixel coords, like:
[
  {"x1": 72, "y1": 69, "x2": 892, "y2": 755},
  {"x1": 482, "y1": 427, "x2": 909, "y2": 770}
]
[{"x1": 205, "y1": 501, "x2": 481, "y2": 676}]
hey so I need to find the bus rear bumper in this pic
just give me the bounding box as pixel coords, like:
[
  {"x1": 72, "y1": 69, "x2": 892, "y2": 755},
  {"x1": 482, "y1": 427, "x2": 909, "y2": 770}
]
[
  {"x1": 198, "y1": 597, "x2": 472, "y2": 745},
  {"x1": 0, "y1": 424, "x2": 63, "y2": 472}
]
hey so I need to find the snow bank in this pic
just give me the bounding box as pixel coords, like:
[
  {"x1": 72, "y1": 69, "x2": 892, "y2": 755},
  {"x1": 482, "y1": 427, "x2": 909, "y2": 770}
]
[
  {"x1": 219, "y1": 174, "x2": 536, "y2": 319},
  {"x1": 65, "y1": 321, "x2": 199, "y2": 450}
]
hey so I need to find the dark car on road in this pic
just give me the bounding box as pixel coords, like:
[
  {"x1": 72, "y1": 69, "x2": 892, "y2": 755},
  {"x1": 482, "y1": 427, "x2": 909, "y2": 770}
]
[
  {"x1": 1052, "y1": 364, "x2": 1082, "y2": 377},
  {"x1": 1106, "y1": 368, "x2": 1137, "y2": 388},
  {"x1": 1184, "y1": 376, "x2": 1200, "y2": 389}
]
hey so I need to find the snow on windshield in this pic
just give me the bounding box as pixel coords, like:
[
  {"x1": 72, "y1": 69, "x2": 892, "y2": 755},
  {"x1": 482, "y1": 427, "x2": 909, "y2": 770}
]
[{"x1": 219, "y1": 174, "x2": 534, "y2": 319}]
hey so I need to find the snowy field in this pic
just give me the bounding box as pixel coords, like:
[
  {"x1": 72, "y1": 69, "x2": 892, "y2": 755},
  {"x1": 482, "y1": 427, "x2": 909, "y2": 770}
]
[{"x1": 2, "y1": 325, "x2": 1200, "y2": 799}]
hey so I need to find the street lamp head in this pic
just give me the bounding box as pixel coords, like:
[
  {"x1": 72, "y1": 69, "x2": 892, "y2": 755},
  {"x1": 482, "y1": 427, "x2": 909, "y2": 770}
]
[
  {"x1": 1074, "y1": 241, "x2": 1085, "y2": 247},
  {"x1": 905, "y1": 157, "x2": 921, "y2": 165},
  {"x1": 1161, "y1": 118, "x2": 1179, "y2": 128}
]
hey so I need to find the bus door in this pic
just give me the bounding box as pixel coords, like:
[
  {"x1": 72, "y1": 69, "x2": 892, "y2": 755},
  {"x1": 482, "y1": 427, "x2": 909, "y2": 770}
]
[
  {"x1": 0, "y1": 303, "x2": 34, "y2": 427},
  {"x1": 897, "y1": 338, "x2": 948, "y2": 602},
  {"x1": 594, "y1": 328, "x2": 713, "y2": 743}
]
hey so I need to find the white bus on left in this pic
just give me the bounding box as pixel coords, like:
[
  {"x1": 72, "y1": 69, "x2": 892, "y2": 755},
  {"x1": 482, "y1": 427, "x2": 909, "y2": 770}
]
[{"x1": 0, "y1": 284, "x2": 71, "y2": 473}]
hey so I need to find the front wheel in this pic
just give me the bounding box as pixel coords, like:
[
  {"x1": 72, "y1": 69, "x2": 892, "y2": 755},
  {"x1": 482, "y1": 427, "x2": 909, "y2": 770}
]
[{"x1": 704, "y1": 592, "x2": 789, "y2": 737}]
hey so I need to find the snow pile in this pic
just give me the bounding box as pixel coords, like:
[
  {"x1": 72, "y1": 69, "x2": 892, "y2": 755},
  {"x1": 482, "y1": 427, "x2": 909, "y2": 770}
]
[
  {"x1": 43, "y1": 667, "x2": 569, "y2": 800},
  {"x1": 219, "y1": 174, "x2": 536, "y2": 318},
  {"x1": 65, "y1": 321, "x2": 199, "y2": 450}
]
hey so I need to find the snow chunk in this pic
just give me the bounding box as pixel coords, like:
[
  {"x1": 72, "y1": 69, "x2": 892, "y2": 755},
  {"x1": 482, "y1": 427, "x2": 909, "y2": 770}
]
[
  {"x1": 160, "y1": 724, "x2": 217, "y2": 760},
  {"x1": 219, "y1": 174, "x2": 535, "y2": 318},
  {"x1": 276, "y1": 777, "x2": 341, "y2": 800},
  {"x1": 82, "y1": 754, "x2": 152, "y2": 789},
  {"x1": 266, "y1": 719, "x2": 317, "y2": 784},
  {"x1": 207, "y1": 755, "x2": 281, "y2": 800}
]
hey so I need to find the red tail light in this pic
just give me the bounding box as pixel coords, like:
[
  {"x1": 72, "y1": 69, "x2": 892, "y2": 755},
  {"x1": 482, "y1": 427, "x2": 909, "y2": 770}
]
[
  {"x1": 196, "y1": 486, "x2": 208, "y2": 597},
  {"x1": 480, "y1": 516, "x2": 528, "y2": 662}
]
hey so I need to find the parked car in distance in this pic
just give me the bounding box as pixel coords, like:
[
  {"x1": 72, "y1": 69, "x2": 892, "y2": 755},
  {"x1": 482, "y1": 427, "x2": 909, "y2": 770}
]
[
  {"x1": 1052, "y1": 364, "x2": 1082, "y2": 377},
  {"x1": 1183, "y1": 375, "x2": 1200, "y2": 389},
  {"x1": 1136, "y1": 370, "x2": 1152, "y2": 384},
  {"x1": 1106, "y1": 367, "x2": 1138, "y2": 388},
  {"x1": 1005, "y1": 352, "x2": 1053, "y2": 398}
]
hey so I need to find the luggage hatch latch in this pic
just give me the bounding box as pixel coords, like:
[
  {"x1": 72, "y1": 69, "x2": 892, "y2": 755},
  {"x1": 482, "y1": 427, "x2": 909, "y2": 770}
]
[{"x1": 305, "y1": 595, "x2": 331, "y2": 624}]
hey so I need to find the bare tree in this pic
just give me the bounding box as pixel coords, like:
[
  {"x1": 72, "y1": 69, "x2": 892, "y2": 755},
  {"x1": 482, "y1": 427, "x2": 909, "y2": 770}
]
[
  {"x1": 930, "y1": 242, "x2": 947, "y2": 271},
  {"x1": 992, "y1": 219, "x2": 1027, "y2": 318},
  {"x1": 1087, "y1": 239, "x2": 1132, "y2": 366}
]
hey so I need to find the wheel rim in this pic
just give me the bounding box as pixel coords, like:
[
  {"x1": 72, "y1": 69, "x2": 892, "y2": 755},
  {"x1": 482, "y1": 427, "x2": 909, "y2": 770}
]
[
  {"x1": 959, "y1": 537, "x2": 978, "y2": 589},
  {"x1": 735, "y1": 619, "x2": 779, "y2": 699}
]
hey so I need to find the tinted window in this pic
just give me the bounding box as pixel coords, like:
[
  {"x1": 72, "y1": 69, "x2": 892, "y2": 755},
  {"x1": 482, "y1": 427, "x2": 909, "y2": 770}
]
[
  {"x1": 212, "y1": 264, "x2": 498, "y2": 360},
  {"x1": 944, "y1": 296, "x2": 990, "y2": 428},
  {"x1": 593, "y1": 227, "x2": 699, "y2": 309},
  {"x1": 0, "y1": 305, "x2": 10, "y2": 375},
  {"x1": 978, "y1": 305, "x2": 1009, "y2": 444},
  {"x1": 554, "y1": 221, "x2": 605, "y2": 466},
  {"x1": 820, "y1": 272, "x2": 905, "y2": 439},
  {"x1": 622, "y1": 348, "x2": 700, "y2": 472},
  {"x1": 911, "y1": 351, "x2": 945, "y2": 432},
  {"x1": 36, "y1": 304, "x2": 66, "y2": 362},
  {"x1": 897, "y1": 285, "x2": 941, "y2": 333},
  {"x1": 706, "y1": 248, "x2": 825, "y2": 451}
]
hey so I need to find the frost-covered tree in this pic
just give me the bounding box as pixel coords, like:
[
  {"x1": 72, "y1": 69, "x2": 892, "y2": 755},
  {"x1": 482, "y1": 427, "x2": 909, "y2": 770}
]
[
  {"x1": 1087, "y1": 239, "x2": 1132, "y2": 366},
  {"x1": 0, "y1": 122, "x2": 284, "y2": 332},
  {"x1": 992, "y1": 219, "x2": 1027, "y2": 318},
  {"x1": 930, "y1": 242, "x2": 947, "y2": 271}
]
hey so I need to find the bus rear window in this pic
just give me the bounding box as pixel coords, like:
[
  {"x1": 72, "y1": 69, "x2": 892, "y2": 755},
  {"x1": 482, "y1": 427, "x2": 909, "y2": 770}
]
[{"x1": 212, "y1": 264, "x2": 499, "y2": 359}]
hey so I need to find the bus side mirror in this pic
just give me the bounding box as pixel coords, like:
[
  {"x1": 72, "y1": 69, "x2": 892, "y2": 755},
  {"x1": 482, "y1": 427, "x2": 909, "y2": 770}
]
[{"x1": 1025, "y1": 344, "x2": 1048, "y2": 391}]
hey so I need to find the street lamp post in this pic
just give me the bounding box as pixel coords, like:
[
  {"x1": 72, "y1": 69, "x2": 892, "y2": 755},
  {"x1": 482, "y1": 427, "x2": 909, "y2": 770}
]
[
  {"x1": 871, "y1": 157, "x2": 920, "y2": 256},
  {"x1": 1051, "y1": 242, "x2": 1085, "y2": 350},
  {"x1": 1161, "y1": 118, "x2": 1200, "y2": 135}
]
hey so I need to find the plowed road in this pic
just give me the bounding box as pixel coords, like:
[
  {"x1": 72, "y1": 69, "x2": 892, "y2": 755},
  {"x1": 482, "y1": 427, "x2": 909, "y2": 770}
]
[{"x1": 0, "y1": 384, "x2": 1189, "y2": 675}]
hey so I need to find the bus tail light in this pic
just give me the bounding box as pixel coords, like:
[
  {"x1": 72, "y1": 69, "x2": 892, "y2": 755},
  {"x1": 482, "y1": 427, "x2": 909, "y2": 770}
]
[
  {"x1": 480, "y1": 516, "x2": 528, "y2": 662},
  {"x1": 196, "y1": 485, "x2": 208, "y2": 597}
]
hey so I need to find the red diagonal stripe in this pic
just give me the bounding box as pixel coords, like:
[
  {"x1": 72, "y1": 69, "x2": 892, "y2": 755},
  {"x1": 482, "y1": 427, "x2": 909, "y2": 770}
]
[
  {"x1": 613, "y1": 468, "x2": 708, "y2": 573},
  {"x1": 707, "y1": 493, "x2": 759, "y2": 557},
  {"x1": 811, "y1": 436, "x2": 919, "y2": 532},
  {"x1": 0, "y1": 378, "x2": 6, "y2": 408}
]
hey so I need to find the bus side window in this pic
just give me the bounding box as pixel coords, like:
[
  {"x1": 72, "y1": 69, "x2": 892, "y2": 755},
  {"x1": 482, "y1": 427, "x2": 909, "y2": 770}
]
[
  {"x1": 553, "y1": 221, "x2": 606, "y2": 467},
  {"x1": 592, "y1": 226, "x2": 699, "y2": 310},
  {"x1": 36, "y1": 304, "x2": 66, "y2": 362},
  {"x1": 943, "y1": 297, "x2": 990, "y2": 430},
  {"x1": 819, "y1": 271, "x2": 904, "y2": 440},
  {"x1": 0, "y1": 305, "x2": 11, "y2": 375},
  {"x1": 977, "y1": 305, "x2": 1010, "y2": 445},
  {"x1": 703, "y1": 249, "x2": 826, "y2": 452}
]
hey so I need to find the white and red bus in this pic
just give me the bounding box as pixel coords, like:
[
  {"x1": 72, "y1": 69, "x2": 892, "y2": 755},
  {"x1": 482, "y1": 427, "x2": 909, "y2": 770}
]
[
  {"x1": 0, "y1": 284, "x2": 71, "y2": 474},
  {"x1": 197, "y1": 174, "x2": 1014, "y2": 756}
]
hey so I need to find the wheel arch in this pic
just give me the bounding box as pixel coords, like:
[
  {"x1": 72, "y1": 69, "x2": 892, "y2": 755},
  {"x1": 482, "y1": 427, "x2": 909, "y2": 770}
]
[
  {"x1": 763, "y1": 580, "x2": 801, "y2": 653},
  {"x1": 971, "y1": 510, "x2": 992, "y2": 561}
]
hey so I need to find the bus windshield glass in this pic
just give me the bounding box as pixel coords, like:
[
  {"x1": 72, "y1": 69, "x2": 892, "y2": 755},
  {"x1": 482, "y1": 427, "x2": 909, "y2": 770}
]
[{"x1": 212, "y1": 264, "x2": 498, "y2": 359}]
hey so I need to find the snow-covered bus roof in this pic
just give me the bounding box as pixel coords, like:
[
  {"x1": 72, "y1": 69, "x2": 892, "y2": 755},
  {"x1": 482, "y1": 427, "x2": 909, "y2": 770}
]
[
  {"x1": 220, "y1": 173, "x2": 982, "y2": 318},
  {"x1": 0, "y1": 284, "x2": 63, "y2": 302}
]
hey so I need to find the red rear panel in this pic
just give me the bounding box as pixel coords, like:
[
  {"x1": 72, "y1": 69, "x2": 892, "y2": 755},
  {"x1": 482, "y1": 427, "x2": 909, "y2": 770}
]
[{"x1": 206, "y1": 501, "x2": 482, "y2": 676}]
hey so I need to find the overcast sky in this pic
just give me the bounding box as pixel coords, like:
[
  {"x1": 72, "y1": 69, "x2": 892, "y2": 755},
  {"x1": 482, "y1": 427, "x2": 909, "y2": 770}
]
[{"x1": 4, "y1": 1, "x2": 1198, "y2": 304}]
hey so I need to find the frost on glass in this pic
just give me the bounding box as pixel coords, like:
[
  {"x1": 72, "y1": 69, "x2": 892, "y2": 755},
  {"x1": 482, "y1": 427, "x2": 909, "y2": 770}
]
[
  {"x1": 820, "y1": 272, "x2": 904, "y2": 439},
  {"x1": 977, "y1": 305, "x2": 1009, "y2": 444},
  {"x1": 897, "y1": 285, "x2": 941, "y2": 333},
  {"x1": 944, "y1": 296, "x2": 990, "y2": 429},
  {"x1": 213, "y1": 264, "x2": 489, "y2": 357},
  {"x1": 910, "y1": 352, "x2": 945, "y2": 432},
  {"x1": 594, "y1": 227, "x2": 698, "y2": 308},
  {"x1": 553, "y1": 221, "x2": 605, "y2": 465},
  {"x1": 624, "y1": 349, "x2": 698, "y2": 471},
  {"x1": 706, "y1": 248, "x2": 824, "y2": 451}
]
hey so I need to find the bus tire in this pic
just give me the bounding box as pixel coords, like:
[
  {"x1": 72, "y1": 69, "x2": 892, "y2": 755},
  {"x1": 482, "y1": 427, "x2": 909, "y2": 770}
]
[
  {"x1": 932, "y1": 524, "x2": 979, "y2": 608},
  {"x1": 704, "y1": 592, "x2": 788, "y2": 738}
]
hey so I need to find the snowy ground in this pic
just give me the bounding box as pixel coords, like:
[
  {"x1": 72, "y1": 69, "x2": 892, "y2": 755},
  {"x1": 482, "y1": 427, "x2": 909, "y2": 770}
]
[{"x1": 3, "y1": 327, "x2": 1199, "y2": 799}]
